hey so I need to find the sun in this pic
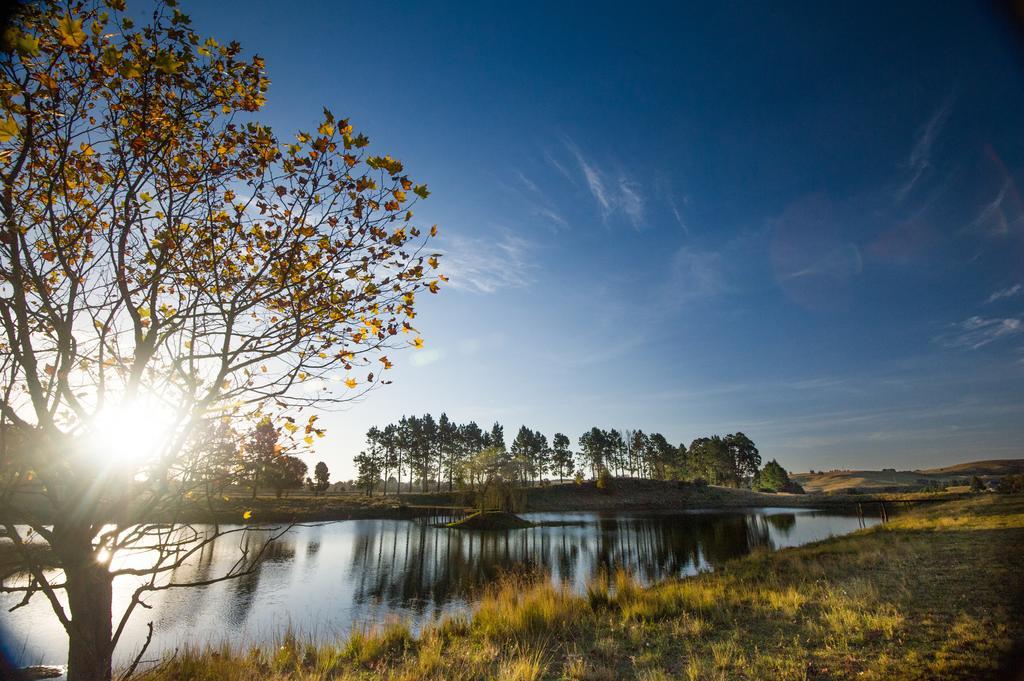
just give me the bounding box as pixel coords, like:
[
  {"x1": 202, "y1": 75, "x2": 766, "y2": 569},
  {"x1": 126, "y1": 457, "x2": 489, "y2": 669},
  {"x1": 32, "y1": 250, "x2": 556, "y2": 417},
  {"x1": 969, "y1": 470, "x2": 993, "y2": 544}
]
[{"x1": 86, "y1": 398, "x2": 177, "y2": 469}]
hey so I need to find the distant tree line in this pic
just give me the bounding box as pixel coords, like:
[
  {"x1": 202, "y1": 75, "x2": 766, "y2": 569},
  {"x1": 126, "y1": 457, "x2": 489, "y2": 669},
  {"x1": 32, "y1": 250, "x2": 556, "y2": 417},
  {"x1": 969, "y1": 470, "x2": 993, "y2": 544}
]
[
  {"x1": 186, "y1": 418, "x2": 333, "y2": 499},
  {"x1": 351, "y1": 415, "x2": 800, "y2": 495}
]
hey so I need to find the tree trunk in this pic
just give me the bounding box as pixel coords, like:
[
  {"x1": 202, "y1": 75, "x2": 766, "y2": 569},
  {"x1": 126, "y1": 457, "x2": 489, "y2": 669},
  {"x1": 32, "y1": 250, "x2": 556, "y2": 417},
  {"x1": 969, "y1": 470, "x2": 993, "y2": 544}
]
[{"x1": 63, "y1": 538, "x2": 114, "y2": 681}]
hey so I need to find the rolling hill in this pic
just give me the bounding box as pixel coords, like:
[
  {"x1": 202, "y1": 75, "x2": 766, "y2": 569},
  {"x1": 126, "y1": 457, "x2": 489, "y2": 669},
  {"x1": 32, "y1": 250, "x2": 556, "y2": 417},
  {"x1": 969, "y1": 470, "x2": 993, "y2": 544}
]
[{"x1": 791, "y1": 458, "x2": 1024, "y2": 493}]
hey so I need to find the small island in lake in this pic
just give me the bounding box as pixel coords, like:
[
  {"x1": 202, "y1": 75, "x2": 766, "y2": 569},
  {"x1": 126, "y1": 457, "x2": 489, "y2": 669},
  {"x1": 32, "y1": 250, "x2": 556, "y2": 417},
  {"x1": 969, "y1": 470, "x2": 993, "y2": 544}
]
[{"x1": 444, "y1": 510, "x2": 535, "y2": 529}]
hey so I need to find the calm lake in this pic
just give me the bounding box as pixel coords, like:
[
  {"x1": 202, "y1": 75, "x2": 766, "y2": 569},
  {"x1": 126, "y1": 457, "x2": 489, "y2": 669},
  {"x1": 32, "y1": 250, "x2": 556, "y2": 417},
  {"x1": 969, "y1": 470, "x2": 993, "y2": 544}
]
[{"x1": 1, "y1": 507, "x2": 880, "y2": 670}]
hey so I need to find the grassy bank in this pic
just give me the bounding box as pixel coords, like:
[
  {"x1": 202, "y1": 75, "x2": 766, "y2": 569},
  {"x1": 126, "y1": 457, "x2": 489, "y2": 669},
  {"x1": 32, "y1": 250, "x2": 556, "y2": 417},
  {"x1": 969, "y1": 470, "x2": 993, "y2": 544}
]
[
  {"x1": 522, "y1": 478, "x2": 964, "y2": 513},
  {"x1": 135, "y1": 494, "x2": 1024, "y2": 680},
  {"x1": 1, "y1": 479, "x2": 964, "y2": 527}
]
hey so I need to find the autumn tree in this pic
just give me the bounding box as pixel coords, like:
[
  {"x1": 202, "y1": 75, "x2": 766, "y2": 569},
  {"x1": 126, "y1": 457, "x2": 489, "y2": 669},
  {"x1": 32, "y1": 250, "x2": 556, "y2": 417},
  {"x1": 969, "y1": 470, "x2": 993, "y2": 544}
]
[
  {"x1": 244, "y1": 418, "x2": 279, "y2": 498},
  {"x1": 0, "y1": 2, "x2": 442, "y2": 679},
  {"x1": 312, "y1": 461, "x2": 330, "y2": 494},
  {"x1": 265, "y1": 454, "x2": 307, "y2": 498}
]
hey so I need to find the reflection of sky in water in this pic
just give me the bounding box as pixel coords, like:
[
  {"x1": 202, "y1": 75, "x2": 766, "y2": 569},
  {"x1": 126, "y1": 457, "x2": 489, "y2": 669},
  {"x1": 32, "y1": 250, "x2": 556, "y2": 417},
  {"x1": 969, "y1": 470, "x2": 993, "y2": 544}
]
[{"x1": 0, "y1": 508, "x2": 880, "y2": 670}]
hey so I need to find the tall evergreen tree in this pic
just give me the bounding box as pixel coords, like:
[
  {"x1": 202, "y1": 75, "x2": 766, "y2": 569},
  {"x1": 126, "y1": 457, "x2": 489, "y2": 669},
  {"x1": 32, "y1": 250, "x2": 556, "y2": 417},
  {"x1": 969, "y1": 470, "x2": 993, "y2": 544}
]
[
  {"x1": 380, "y1": 424, "x2": 399, "y2": 495},
  {"x1": 630, "y1": 430, "x2": 649, "y2": 478},
  {"x1": 648, "y1": 433, "x2": 675, "y2": 480},
  {"x1": 551, "y1": 433, "x2": 574, "y2": 482},
  {"x1": 510, "y1": 425, "x2": 534, "y2": 485},
  {"x1": 533, "y1": 430, "x2": 550, "y2": 484},
  {"x1": 607, "y1": 429, "x2": 626, "y2": 475},
  {"x1": 578, "y1": 427, "x2": 607, "y2": 477},
  {"x1": 420, "y1": 413, "x2": 438, "y2": 491},
  {"x1": 437, "y1": 413, "x2": 458, "y2": 491},
  {"x1": 490, "y1": 422, "x2": 506, "y2": 451},
  {"x1": 354, "y1": 450, "x2": 382, "y2": 496}
]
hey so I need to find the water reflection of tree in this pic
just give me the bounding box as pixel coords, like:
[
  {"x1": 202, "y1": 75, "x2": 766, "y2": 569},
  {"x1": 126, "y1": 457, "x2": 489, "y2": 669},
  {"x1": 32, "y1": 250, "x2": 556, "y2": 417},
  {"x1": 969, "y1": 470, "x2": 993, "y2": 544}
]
[
  {"x1": 345, "y1": 511, "x2": 778, "y2": 610},
  {"x1": 765, "y1": 513, "x2": 797, "y2": 534},
  {"x1": 224, "y1": 534, "x2": 296, "y2": 626},
  {"x1": 149, "y1": 529, "x2": 220, "y2": 630},
  {"x1": 140, "y1": 528, "x2": 300, "y2": 633}
]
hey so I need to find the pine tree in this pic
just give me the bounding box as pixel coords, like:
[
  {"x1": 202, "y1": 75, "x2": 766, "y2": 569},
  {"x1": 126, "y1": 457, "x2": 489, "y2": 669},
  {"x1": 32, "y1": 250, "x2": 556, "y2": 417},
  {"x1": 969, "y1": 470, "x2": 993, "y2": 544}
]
[{"x1": 551, "y1": 433, "x2": 574, "y2": 482}]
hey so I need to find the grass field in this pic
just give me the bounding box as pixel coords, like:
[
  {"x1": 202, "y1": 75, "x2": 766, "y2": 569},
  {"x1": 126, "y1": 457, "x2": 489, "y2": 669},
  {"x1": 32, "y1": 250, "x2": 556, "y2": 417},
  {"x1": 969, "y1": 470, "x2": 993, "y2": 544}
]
[{"x1": 135, "y1": 494, "x2": 1024, "y2": 680}]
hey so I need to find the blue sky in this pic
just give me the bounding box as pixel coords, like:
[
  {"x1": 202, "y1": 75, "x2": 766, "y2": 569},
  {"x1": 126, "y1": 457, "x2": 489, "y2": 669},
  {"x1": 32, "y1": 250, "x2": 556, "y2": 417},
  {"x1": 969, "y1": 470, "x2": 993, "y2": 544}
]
[{"x1": 187, "y1": 1, "x2": 1024, "y2": 478}]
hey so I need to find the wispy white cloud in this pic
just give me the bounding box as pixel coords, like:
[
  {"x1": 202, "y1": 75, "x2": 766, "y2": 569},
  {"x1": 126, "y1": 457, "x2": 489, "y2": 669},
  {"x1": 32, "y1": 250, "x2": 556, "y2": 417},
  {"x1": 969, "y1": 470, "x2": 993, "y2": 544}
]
[
  {"x1": 543, "y1": 148, "x2": 577, "y2": 187},
  {"x1": 565, "y1": 140, "x2": 611, "y2": 215},
  {"x1": 777, "y1": 243, "x2": 863, "y2": 282},
  {"x1": 561, "y1": 138, "x2": 646, "y2": 229},
  {"x1": 617, "y1": 178, "x2": 645, "y2": 228},
  {"x1": 513, "y1": 169, "x2": 541, "y2": 195},
  {"x1": 896, "y1": 97, "x2": 953, "y2": 203},
  {"x1": 512, "y1": 170, "x2": 568, "y2": 229},
  {"x1": 985, "y1": 283, "x2": 1022, "y2": 304},
  {"x1": 439, "y1": 229, "x2": 535, "y2": 294},
  {"x1": 966, "y1": 179, "x2": 1021, "y2": 237},
  {"x1": 934, "y1": 316, "x2": 1023, "y2": 350},
  {"x1": 667, "y1": 193, "x2": 689, "y2": 234}
]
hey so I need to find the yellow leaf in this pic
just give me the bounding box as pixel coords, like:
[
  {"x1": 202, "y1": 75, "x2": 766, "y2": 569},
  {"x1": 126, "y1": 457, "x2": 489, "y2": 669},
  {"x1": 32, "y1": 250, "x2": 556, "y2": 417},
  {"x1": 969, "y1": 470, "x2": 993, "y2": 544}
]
[
  {"x1": 283, "y1": 421, "x2": 299, "y2": 433},
  {"x1": 0, "y1": 116, "x2": 19, "y2": 143},
  {"x1": 428, "y1": 256, "x2": 439, "y2": 269},
  {"x1": 412, "y1": 337, "x2": 424, "y2": 349},
  {"x1": 5, "y1": 29, "x2": 40, "y2": 57},
  {"x1": 344, "y1": 377, "x2": 357, "y2": 389},
  {"x1": 153, "y1": 51, "x2": 183, "y2": 75},
  {"x1": 242, "y1": 510, "x2": 253, "y2": 520},
  {"x1": 57, "y1": 16, "x2": 87, "y2": 49},
  {"x1": 120, "y1": 61, "x2": 142, "y2": 79},
  {"x1": 79, "y1": 143, "x2": 95, "y2": 156},
  {"x1": 414, "y1": 184, "x2": 430, "y2": 200},
  {"x1": 429, "y1": 225, "x2": 438, "y2": 237},
  {"x1": 318, "y1": 122, "x2": 334, "y2": 136},
  {"x1": 304, "y1": 435, "x2": 314, "y2": 446}
]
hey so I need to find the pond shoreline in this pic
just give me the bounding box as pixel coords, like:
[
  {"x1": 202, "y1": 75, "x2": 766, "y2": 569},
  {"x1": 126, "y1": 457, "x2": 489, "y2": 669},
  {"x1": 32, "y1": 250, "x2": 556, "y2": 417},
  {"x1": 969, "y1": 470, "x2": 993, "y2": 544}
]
[
  {"x1": 0, "y1": 479, "x2": 965, "y2": 526},
  {"x1": 127, "y1": 495, "x2": 1024, "y2": 681}
]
